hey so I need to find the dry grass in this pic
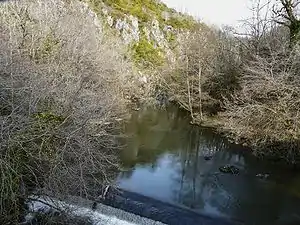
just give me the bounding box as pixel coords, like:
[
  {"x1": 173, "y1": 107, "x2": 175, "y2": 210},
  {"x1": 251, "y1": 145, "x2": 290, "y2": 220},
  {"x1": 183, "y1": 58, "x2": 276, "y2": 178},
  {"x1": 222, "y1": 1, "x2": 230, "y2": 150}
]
[{"x1": 0, "y1": 0, "x2": 136, "y2": 223}]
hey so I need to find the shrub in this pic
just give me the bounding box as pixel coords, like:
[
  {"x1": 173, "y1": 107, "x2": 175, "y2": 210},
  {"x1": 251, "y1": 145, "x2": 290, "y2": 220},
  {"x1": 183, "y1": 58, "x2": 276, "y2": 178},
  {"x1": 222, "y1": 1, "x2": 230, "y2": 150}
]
[
  {"x1": 203, "y1": 31, "x2": 242, "y2": 101},
  {"x1": 32, "y1": 210, "x2": 93, "y2": 225},
  {"x1": 132, "y1": 37, "x2": 165, "y2": 66},
  {"x1": 101, "y1": 0, "x2": 165, "y2": 23},
  {"x1": 222, "y1": 45, "x2": 300, "y2": 163},
  {"x1": 214, "y1": 1, "x2": 300, "y2": 163},
  {"x1": 0, "y1": 0, "x2": 135, "y2": 223},
  {"x1": 166, "y1": 16, "x2": 196, "y2": 30}
]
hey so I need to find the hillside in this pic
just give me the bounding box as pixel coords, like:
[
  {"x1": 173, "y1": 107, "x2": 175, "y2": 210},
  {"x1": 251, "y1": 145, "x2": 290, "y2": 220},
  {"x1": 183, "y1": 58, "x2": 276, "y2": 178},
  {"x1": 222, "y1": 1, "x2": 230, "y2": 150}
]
[{"x1": 83, "y1": 0, "x2": 198, "y2": 66}]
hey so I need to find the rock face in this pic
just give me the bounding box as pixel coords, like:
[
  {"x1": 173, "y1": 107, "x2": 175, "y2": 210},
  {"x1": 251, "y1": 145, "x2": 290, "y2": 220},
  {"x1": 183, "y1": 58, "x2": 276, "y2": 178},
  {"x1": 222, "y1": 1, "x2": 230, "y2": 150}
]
[
  {"x1": 114, "y1": 15, "x2": 140, "y2": 44},
  {"x1": 107, "y1": 14, "x2": 175, "y2": 61},
  {"x1": 101, "y1": 8, "x2": 173, "y2": 46},
  {"x1": 81, "y1": 0, "x2": 196, "y2": 64},
  {"x1": 78, "y1": 1, "x2": 103, "y2": 34}
]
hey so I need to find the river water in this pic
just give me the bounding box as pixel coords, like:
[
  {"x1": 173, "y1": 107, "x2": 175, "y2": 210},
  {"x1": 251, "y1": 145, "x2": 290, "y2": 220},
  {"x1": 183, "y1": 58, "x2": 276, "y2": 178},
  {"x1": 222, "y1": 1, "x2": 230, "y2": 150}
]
[{"x1": 116, "y1": 106, "x2": 300, "y2": 225}]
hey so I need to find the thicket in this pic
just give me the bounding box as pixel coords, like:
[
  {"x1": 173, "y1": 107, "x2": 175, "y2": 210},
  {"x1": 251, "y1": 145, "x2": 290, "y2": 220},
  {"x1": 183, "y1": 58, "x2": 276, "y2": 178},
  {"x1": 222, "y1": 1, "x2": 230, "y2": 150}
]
[
  {"x1": 0, "y1": 0, "x2": 137, "y2": 223},
  {"x1": 163, "y1": 0, "x2": 300, "y2": 164}
]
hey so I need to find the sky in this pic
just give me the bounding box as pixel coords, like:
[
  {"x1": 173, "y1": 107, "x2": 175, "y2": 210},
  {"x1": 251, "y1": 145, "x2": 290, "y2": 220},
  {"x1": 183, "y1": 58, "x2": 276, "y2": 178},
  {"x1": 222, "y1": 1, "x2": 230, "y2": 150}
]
[{"x1": 161, "y1": 0, "x2": 275, "y2": 30}]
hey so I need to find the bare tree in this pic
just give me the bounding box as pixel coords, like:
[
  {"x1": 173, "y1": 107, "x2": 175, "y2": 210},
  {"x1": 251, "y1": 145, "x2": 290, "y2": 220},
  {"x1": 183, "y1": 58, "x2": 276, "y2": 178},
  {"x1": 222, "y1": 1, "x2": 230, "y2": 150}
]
[
  {"x1": 162, "y1": 25, "x2": 217, "y2": 123},
  {"x1": 273, "y1": 0, "x2": 300, "y2": 45},
  {"x1": 0, "y1": 0, "x2": 139, "y2": 223},
  {"x1": 220, "y1": 0, "x2": 300, "y2": 163}
]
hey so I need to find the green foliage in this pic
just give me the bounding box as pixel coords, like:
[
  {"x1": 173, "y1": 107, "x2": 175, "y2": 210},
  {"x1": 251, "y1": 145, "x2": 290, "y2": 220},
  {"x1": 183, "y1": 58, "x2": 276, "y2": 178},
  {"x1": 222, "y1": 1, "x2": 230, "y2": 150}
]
[
  {"x1": 100, "y1": 0, "x2": 159, "y2": 22},
  {"x1": 87, "y1": 0, "x2": 102, "y2": 14},
  {"x1": 32, "y1": 32, "x2": 60, "y2": 61},
  {"x1": 166, "y1": 32, "x2": 176, "y2": 45},
  {"x1": 166, "y1": 16, "x2": 196, "y2": 29},
  {"x1": 34, "y1": 112, "x2": 65, "y2": 124},
  {"x1": 128, "y1": 4, "x2": 151, "y2": 23},
  {"x1": 41, "y1": 34, "x2": 59, "y2": 54},
  {"x1": 132, "y1": 38, "x2": 165, "y2": 66},
  {"x1": 91, "y1": 0, "x2": 195, "y2": 28}
]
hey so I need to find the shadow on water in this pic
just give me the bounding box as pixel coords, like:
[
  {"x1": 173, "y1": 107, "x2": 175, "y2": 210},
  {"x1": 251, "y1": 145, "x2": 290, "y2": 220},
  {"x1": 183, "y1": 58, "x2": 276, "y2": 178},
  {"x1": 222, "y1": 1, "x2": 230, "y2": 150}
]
[{"x1": 116, "y1": 106, "x2": 300, "y2": 225}]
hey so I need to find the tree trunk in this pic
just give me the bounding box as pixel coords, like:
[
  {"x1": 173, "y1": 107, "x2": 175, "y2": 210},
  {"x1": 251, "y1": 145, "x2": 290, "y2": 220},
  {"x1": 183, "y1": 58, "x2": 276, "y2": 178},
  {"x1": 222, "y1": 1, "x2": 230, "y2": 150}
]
[
  {"x1": 187, "y1": 77, "x2": 194, "y2": 122},
  {"x1": 198, "y1": 62, "x2": 203, "y2": 121},
  {"x1": 290, "y1": 20, "x2": 300, "y2": 45}
]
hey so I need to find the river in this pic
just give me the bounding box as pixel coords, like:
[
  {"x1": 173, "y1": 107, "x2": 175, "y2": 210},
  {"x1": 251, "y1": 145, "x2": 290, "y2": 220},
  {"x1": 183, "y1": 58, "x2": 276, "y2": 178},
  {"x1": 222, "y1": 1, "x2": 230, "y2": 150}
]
[{"x1": 115, "y1": 106, "x2": 300, "y2": 225}]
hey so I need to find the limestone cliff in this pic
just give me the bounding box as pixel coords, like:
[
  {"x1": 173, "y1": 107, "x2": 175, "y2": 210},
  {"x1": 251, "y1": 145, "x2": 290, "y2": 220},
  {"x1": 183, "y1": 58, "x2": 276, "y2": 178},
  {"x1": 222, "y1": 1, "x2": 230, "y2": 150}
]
[{"x1": 80, "y1": 0, "x2": 197, "y2": 65}]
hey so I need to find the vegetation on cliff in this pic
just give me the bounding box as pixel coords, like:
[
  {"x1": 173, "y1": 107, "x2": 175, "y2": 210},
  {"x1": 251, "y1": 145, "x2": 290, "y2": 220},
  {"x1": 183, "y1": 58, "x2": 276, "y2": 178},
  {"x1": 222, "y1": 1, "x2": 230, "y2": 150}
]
[
  {"x1": 87, "y1": 0, "x2": 197, "y2": 67},
  {"x1": 100, "y1": 0, "x2": 195, "y2": 28},
  {"x1": 132, "y1": 37, "x2": 165, "y2": 66}
]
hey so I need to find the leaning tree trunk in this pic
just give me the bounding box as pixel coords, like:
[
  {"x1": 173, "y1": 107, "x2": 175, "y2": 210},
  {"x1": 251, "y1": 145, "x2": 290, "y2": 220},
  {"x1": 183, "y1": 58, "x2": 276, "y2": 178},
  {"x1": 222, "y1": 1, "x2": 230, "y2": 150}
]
[
  {"x1": 290, "y1": 20, "x2": 300, "y2": 45},
  {"x1": 198, "y1": 61, "x2": 203, "y2": 121},
  {"x1": 275, "y1": 0, "x2": 300, "y2": 46}
]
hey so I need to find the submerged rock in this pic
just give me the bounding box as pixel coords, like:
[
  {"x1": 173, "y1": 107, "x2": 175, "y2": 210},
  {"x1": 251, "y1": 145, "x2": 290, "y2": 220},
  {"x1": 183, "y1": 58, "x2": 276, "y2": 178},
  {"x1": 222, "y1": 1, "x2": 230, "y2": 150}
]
[
  {"x1": 256, "y1": 173, "x2": 269, "y2": 179},
  {"x1": 219, "y1": 165, "x2": 239, "y2": 174},
  {"x1": 204, "y1": 155, "x2": 213, "y2": 161},
  {"x1": 92, "y1": 202, "x2": 97, "y2": 210}
]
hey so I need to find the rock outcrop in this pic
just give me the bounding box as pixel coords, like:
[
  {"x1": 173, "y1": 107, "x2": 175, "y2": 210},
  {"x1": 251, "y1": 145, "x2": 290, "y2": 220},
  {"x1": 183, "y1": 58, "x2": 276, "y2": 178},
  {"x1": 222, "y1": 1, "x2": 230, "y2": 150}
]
[{"x1": 81, "y1": 0, "x2": 197, "y2": 64}]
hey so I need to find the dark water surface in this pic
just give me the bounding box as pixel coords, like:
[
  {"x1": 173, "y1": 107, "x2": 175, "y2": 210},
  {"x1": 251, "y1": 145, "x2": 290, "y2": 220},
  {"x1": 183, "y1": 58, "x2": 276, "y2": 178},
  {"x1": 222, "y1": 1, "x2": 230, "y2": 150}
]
[{"x1": 116, "y1": 106, "x2": 300, "y2": 225}]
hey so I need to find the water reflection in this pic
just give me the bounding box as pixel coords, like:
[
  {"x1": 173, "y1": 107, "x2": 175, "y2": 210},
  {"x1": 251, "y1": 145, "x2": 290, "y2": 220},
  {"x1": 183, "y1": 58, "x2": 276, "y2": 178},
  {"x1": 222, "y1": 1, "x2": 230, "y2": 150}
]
[{"x1": 117, "y1": 106, "x2": 300, "y2": 225}]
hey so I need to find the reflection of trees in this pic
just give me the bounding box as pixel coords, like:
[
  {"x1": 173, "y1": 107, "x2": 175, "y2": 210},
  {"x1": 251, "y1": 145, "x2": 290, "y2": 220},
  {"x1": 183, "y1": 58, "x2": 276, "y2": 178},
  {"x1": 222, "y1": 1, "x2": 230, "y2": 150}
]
[
  {"x1": 171, "y1": 126, "x2": 233, "y2": 211},
  {"x1": 119, "y1": 106, "x2": 300, "y2": 224},
  {"x1": 121, "y1": 106, "x2": 193, "y2": 168},
  {"x1": 169, "y1": 126, "x2": 300, "y2": 224}
]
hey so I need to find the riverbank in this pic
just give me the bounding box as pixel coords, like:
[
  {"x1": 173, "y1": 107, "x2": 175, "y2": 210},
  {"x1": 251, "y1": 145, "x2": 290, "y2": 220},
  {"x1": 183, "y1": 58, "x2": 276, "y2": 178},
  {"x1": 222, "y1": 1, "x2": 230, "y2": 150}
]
[
  {"x1": 136, "y1": 100, "x2": 300, "y2": 168},
  {"x1": 177, "y1": 109, "x2": 300, "y2": 168},
  {"x1": 158, "y1": 22, "x2": 300, "y2": 165}
]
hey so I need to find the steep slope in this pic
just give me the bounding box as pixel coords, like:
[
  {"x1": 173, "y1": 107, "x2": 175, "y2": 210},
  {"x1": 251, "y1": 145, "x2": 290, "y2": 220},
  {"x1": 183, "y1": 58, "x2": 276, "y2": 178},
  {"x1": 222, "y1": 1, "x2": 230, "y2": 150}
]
[{"x1": 83, "y1": 0, "x2": 198, "y2": 66}]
